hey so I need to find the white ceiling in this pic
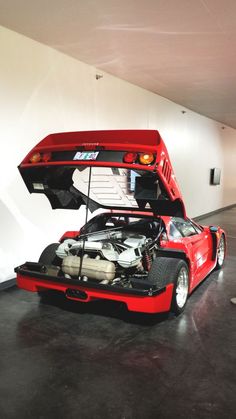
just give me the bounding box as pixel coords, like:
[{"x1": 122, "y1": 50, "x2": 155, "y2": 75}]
[{"x1": 1, "y1": 0, "x2": 236, "y2": 128}]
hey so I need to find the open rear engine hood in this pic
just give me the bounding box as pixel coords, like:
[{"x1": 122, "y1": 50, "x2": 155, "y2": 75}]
[{"x1": 18, "y1": 130, "x2": 186, "y2": 218}]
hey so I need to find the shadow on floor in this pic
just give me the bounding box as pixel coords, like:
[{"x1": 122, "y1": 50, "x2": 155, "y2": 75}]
[{"x1": 38, "y1": 290, "x2": 172, "y2": 326}]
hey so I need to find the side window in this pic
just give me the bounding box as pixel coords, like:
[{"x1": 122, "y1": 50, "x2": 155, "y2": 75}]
[
  {"x1": 191, "y1": 221, "x2": 203, "y2": 234},
  {"x1": 172, "y1": 218, "x2": 200, "y2": 237},
  {"x1": 169, "y1": 222, "x2": 182, "y2": 239}
]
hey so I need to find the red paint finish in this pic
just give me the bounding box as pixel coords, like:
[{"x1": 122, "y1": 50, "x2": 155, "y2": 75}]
[
  {"x1": 16, "y1": 274, "x2": 174, "y2": 314},
  {"x1": 59, "y1": 231, "x2": 80, "y2": 241},
  {"x1": 15, "y1": 130, "x2": 226, "y2": 315},
  {"x1": 21, "y1": 130, "x2": 162, "y2": 158},
  {"x1": 19, "y1": 129, "x2": 186, "y2": 217}
]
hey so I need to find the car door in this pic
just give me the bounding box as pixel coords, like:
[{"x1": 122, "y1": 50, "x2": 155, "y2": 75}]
[{"x1": 171, "y1": 218, "x2": 211, "y2": 287}]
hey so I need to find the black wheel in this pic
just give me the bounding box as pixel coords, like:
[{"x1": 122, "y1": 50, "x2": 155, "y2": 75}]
[
  {"x1": 215, "y1": 234, "x2": 226, "y2": 269},
  {"x1": 148, "y1": 257, "x2": 189, "y2": 315},
  {"x1": 38, "y1": 243, "x2": 60, "y2": 299},
  {"x1": 38, "y1": 243, "x2": 60, "y2": 265}
]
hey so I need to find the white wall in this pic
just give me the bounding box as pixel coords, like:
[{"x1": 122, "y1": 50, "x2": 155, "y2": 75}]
[{"x1": 0, "y1": 26, "x2": 236, "y2": 282}]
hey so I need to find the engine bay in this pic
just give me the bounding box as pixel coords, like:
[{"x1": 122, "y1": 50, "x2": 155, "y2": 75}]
[{"x1": 53, "y1": 214, "x2": 164, "y2": 289}]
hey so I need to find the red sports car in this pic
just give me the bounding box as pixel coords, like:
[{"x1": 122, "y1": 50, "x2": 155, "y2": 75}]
[{"x1": 15, "y1": 130, "x2": 226, "y2": 314}]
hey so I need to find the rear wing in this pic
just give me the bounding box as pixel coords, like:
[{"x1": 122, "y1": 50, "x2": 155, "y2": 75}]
[{"x1": 18, "y1": 130, "x2": 186, "y2": 217}]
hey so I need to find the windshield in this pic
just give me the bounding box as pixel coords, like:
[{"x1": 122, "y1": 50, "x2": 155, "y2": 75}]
[{"x1": 80, "y1": 212, "x2": 161, "y2": 237}]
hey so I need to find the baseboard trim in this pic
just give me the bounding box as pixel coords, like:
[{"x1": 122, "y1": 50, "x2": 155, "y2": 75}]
[
  {"x1": 194, "y1": 203, "x2": 236, "y2": 221},
  {"x1": 0, "y1": 278, "x2": 16, "y2": 291}
]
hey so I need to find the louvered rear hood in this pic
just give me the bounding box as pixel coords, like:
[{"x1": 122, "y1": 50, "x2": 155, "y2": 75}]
[{"x1": 18, "y1": 130, "x2": 186, "y2": 218}]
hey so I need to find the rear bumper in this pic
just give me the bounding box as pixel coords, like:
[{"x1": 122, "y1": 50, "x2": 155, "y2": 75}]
[{"x1": 15, "y1": 267, "x2": 173, "y2": 314}]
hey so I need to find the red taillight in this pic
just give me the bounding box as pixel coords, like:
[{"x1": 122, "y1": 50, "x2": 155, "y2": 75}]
[
  {"x1": 29, "y1": 152, "x2": 52, "y2": 163},
  {"x1": 29, "y1": 152, "x2": 41, "y2": 163},
  {"x1": 123, "y1": 152, "x2": 155, "y2": 165},
  {"x1": 139, "y1": 153, "x2": 155, "y2": 165},
  {"x1": 123, "y1": 152, "x2": 138, "y2": 163},
  {"x1": 42, "y1": 152, "x2": 52, "y2": 162}
]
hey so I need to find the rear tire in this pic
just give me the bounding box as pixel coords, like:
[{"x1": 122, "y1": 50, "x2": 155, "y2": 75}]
[
  {"x1": 148, "y1": 257, "x2": 189, "y2": 315},
  {"x1": 38, "y1": 243, "x2": 60, "y2": 265},
  {"x1": 38, "y1": 243, "x2": 60, "y2": 299},
  {"x1": 171, "y1": 261, "x2": 189, "y2": 315},
  {"x1": 215, "y1": 234, "x2": 226, "y2": 269}
]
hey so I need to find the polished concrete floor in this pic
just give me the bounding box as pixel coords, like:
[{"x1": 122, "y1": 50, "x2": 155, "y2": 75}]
[{"x1": 0, "y1": 208, "x2": 236, "y2": 419}]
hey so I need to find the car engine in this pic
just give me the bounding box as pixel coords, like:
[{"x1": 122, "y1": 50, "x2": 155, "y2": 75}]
[{"x1": 55, "y1": 222, "x2": 162, "y2": 288}]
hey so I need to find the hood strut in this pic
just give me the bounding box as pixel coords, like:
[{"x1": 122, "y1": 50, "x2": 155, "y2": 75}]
[{"x1": 78, "y1": 167, "x2": 92, "y2": 279}]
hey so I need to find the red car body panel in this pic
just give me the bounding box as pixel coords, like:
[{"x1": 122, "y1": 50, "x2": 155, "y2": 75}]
[
  {"x1": 15, "y1": 130, "x2": 226, "y2": 314},
  {"x1": 19, "y1": 129, "x2": 186, "y2": 217},
  {"x1": 16, "y1": 274, "x2": 174, "y2": 314}
]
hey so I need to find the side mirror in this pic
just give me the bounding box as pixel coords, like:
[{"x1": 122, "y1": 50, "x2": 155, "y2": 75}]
[{"x1": 209, "y1": 226, "x2": 218, "y2": 233}]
